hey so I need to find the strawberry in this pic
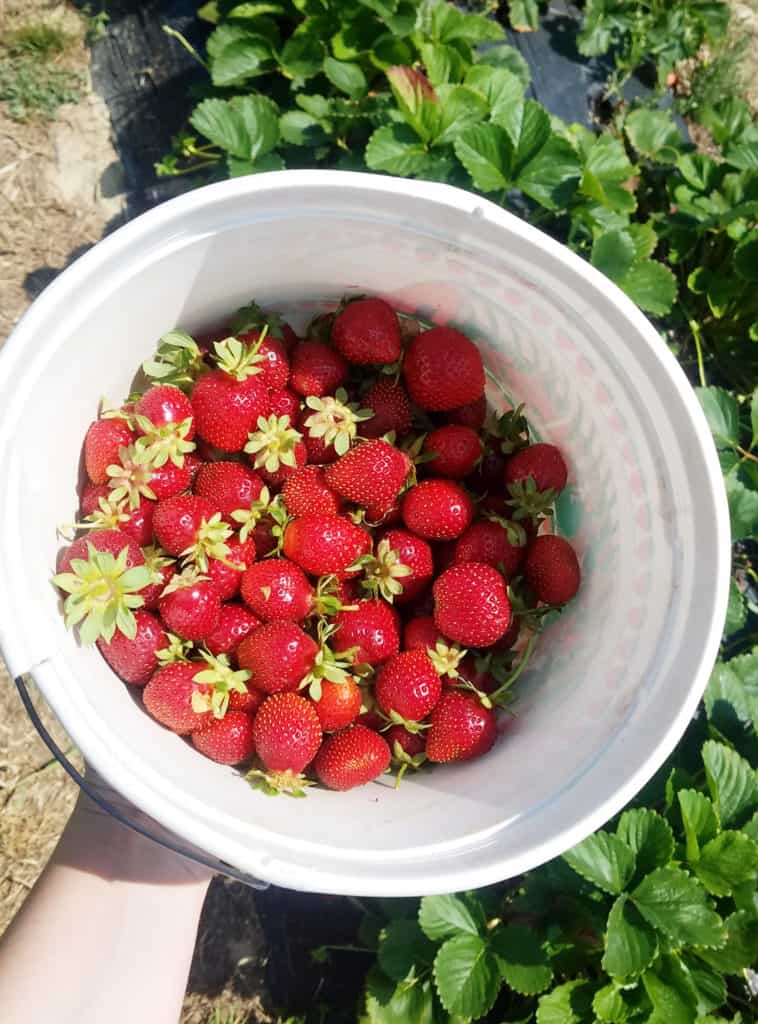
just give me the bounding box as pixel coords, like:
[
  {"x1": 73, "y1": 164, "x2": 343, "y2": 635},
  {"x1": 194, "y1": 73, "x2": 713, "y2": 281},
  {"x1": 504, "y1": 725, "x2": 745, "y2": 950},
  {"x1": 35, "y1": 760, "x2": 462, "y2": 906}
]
[
  {"x1": 386, "y1": 724, "x2": 426, "y2": 759},
  {"x1": 269, "y1": 387, "x2": 301, "y2": 423},
  {"x1": 138, "y1": 545, "x2": 176, "y2": 610},
  {"x1": 332, "y1": 598, "x2": 400, "y2": 666},
  {"x1": 159, "y1": 569, "x2": 222, "y2": 641},
  {"x1": 152, "y1": 494, "x2": 218, "y2": 556},
  {"x1": 378, "y1": 528, "x2": 433, "y2": 603},
  {"x1": 423, "y1": 425, "x2": 482, "y2": 479},
  {"x1": 228, "y1": 685, "x2": 265, "y2": 714},
  {"x1": 453, "y1": 519, "x2": 525, "y2": 579},
  {"x1": 290, "y1": 340, "x2": 347, "y2": 397},
  {"x1": 311, "y1": 676, "x2": 362, "y2": 732},
  {"x1": 361, "y1": 379, "x2": 412, "y2": 439},
  {"x1": 325, "y1": 439, "x2": 411, "y2": 511},
  {"x1": 204, "y1": 602, "x2": 261, "y2": 658},
  {"x1": 249, "y1": 692, "x2": 322, "y2": 794},
  {"x1": 244, "y1": 414, "x2": 307, "y2": 488},
  {"x1": 426, "y1": 691, "x2": 497, "y2": 763},
  {"x1": 403, "y1": 615, "x2": 449, "y2": 652},
  {"x1": 282, "y1": 465, "x2": 342, "y2": 517},
  {"x1": 206, "y1": 534, "x2": 256, "y2": 600},
  {"x1": 191, "y1": 338, "x2": 270, "y2": 452},
  {"x1": 80, "y1": 491, "x2": 155, "y2": 547},
  {"x1": 301, "y1": 389, "x2": 372, "y2": 457},
  {"x1": 504, "y1": 443, "x2": 568, "y2": 495},
  {"x1": 192, "y1": 710, "x2": 256, "y2": 765},
  {"x1": 237, "y1": 621, "x2": 318, "y2": 693},
  {"x1": 238, "y1": 330, "x2": 290, "y2": 391},
  {"x1": 297, "y1": 409, "x2": 339, "y2": 464},
  {"x1": 467, "y1": 446, "x2": 507, "y2": 495},
  {"x1": 331, "y1": 297, "x2": 401, "y2": 365},
  {"x1": 240, "y1": 558, "x2": 314, "y2": 622},
  {"x1": 282, "y1": 515, "x2": 371, "y2": 578},
  {"x1": 80, "y1": 482, "x2": 109, "y2": 516},
  {"x1": 97, "y1": 609, "x2": 168, "y2": 685},
  {"x1": 356, "y1": 689, "x2": 383, "y2": 732},
  {"x1": 433, "y1": 562, "x2": 511, "y2": 647},
  {"x1": 57, "y1": 528, "x2": 144, "y2": 574},
  {"x1": 84, "y1": 418, "x2": 135, "y2": 484},
  {"x1": 401, "y1": 479, "x2": 474, "y2": 540},
  {"x1": 523, "y1": 534, "x2": 580, "y2": 605},
  {"x1": 143, "y1": 662, "x2": 214, "y2": 735},
  {"x1": 403, "y1": 327, "x2": 485, "y2": 411},
  {"x1": 375, "y1": 650, "x2": 441, "y2": 722},
  {"x1": 314, "y1": 724, "x2": 391, "y2": 791},
  {"x1": 135, "y1": 384, "x2": 194, "y2": 433},
  {"x1": 193, "y1": 462, "x2": 265, "y2": 523},
  {"x1": 106, "y1": 444, "x2": 191, "y2": 506},
  {"x1": 446, "y1": 394, "x2": 487, "y2": 431},
  {"x1": 133, "y1": 384, "x2": 196, "y2": 469},
  {"x1": 434, "y1": 540, "x2": 458, "y2": 575}
]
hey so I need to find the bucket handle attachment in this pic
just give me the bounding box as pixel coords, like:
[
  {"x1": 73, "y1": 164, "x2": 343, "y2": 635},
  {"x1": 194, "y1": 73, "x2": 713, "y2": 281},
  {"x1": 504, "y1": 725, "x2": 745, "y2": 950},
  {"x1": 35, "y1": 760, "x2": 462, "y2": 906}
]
[{"x1": 14, "y1": 674, "x2": 269, "y2": 890}]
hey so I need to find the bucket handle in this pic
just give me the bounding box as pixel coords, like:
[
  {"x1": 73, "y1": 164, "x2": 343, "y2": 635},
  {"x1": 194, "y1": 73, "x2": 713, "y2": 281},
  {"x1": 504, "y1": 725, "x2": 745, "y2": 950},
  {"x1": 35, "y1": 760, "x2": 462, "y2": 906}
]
[{"x1": 14, "y1": 674, "x2": 269, "y2": 890}]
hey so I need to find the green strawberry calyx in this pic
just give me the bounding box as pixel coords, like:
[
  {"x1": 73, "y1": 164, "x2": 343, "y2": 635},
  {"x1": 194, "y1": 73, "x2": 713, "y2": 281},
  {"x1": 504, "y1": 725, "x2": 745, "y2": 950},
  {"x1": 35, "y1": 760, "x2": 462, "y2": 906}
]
[
  {"x1": 80, "y1": 493, "x2": 133, "y2": 533},
  {"x1": 52, "y1": 543, "x2": 152, "y2": 645},
  {"x1": 483, "y1": 512, "x2": 528, "y2": 547},
  {"x1": 142, "y1": 330, "x2": 205, "y2": 392},
  {"x1": 156, "y1": 632, "x2": 194, "y2": 665},
  {"x1": 506, "y1": 477, "x2": 556, "y2": 522},
  {"x1": 311, "y1": 575, "x2": 359, "y2": 617},
  {"x1": 230, "y1": 485, "x2": 273, "y2": 544},
  {"x1": 133, "y1": 414, "x2": 196, "y2": 468},
  {"x1": 160, "y1": 564, "x2": 209, "y2": 596},
  {"x1": 485, "y1": 633, "x2": 538, "y2": 708},
  {"x1": 391, "y1": 740, "x2": 427, "y2": 788},
  {"x1": 491, "y1": 403, "x2": 530, "y2": 456},
  {"x1": 246, "y1": 767, "x2": 314, "y2": 799},
  {"x1": 212, "y1": 329, "x2": 267, "y2": 381},
  {"x1": 303, "y1": 389, "x2": 372, "y2": 456},
  {"x1": 349, "y1": 538, "x2": 413, "y2": 603},
  {"x1": 179, "y1": 512, "x2": 233, "y2": 572},
  {"x1": 105, "y1": 444, "x2": 157, "y2": 509},
  {"x1": 427, "y1": 640, "x2": 467, "y2": 679},
  {"x1": 190, "y1": 651, "x2": 251, "y2": 718},
  {"x1": 244, "y1": 414, "x2": 303, "y2": 473},
  {"x1": 299, "y1": 621, "x2": 367, "y2": 701},
  {"x1": 230, "y1": 299, "x2": 284, "y2": 339}
]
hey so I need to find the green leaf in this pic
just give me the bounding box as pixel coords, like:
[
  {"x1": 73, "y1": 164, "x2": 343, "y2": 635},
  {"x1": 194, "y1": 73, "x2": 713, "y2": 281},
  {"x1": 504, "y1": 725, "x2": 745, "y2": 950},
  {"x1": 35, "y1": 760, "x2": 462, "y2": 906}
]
[
  {"x1": 537, "y1": 980, "x2": 593, "y2": 1024},
  {"x1": 734, "y1": 229, "x2": 758, "y2": 281},
  {"x1": 475, "y1": 43, "x2": 530, "y2": 87},
  {"x1": 627, "y1": 222, "x2": 658, "y2": 261},
  {"x1": 231, "y1": 94, "x2": 279, "y2": 160},
  {"x1": 752, "y1": 387, "x2": 758, "y2": 447},
  {"x1": 364, "y1": 967, "x2": 436, "y2": 1024},
  {"x1": 618, "y1": 260, "x2": 677, "y2": 315},
  {"x1": 517, "y1": 136, "x2": 582, "y2": 209},
  {"x1": 190, "y1": 98, "x2": 250, "y2": 158},
  {"x1": 677, "y1": 152, "x2": 720, "y2": 192},
  {"x1": 746, "y1": 809, "x2": 758, "y2": 841},
  {"x1": 577, "y1": 0, "x2": 613, "y2": 56},
  {"x1": 365, "y1": 124, "x2": 430, "y2": 176},
  {"x1": 592, "y1": 983, "x2": 642, "y2": 1023},
  {"x1": 428, "y1": 3, "x2": 504, "y2": 45},
  {"x1": 694, "y1": 386, "x2": 740, "y2": 448},
  {"x1": 562, "y1": 830, "x2": 636, "y2": 894},
  {"x1": 432, "y1": 84, "x2": 488, "y2": 146},
  {"x1": 208, "y1": 30, "x2": 273, "y2": 86},
  {"x1": 725, "y1": 142, "x2": 758, "y2": 171},
  {"x1": 680, "y1": 955, "x2": 727, "y2": 1015},
  {"x1": 678, "y1": 789, "x2": 720, "y2": 862},
  {"x1": 418, "y1": 42, "x2": 468, "y2": 86},
  {"x1": 323, "y1": 56, "x2": 367, "y2": 98},
  {"x1": 386, "y1": 65, "x2": 439, "y2": 143},
  {"x1": 513, "y1": 100, "x2": 551, "y2": 177},
  {"x1": 602, "y1": 894, "x2": 658, "y2": 982},
  {"x1": 631, "y1": 866, "x2": 725, "y2": 948},
  {"x1": 617, "y1": 808, "x2": 675, "y2": 878},
  {"x1": 377, "y1": 919, "x2": 436, "y2": 982},
  {"x1": 643, "y1": 964, "x2": 696, "y2": 1024},
  {"x1": 625, "y1": 109, "x2": 682, "y2": 163},
  {"x1": 591, "y1": 230, "x2": 636, "y2": 282},
  {"x1": 693, "y1": 830, "x2": 758, "y2": 896},
  {"x1": 279, "y1": 110, "x2": 327, "y2": 146},
  {"x1": 585, "y1": 134, "x2": 636, "y2": 183},
  {"x1": 419, "y1": 894, "x2": 481, "y2": 941},
  {"x1": 706, "y1": 651, "x2": 758, "y2": 735},
  {"x1": 696, "y1": 910, "x2": 758, "y2": 973},
  {"x1": 433, "y1": 933, "x2": 500, "y2": 1019},
  {"x1": 465, "y1": 65, "x2": 524, "y2": 144},
  {"x1": 490, "y1": 925, "x2": 552, "y2": 995},
  {"x1": 724, "y1": 472, "x2": 758, "y2": 540},
  {"x1": 702, "y1": 739, "x2": 758, "y2": 825},
  {"x1": 454, "y1": 123, "x2": 511, "y2": 192},
  {"x1": 279, "y1": 32, "x2": 325, "y2": 79},
  {"x1": 725, "y1": 579, "x2": 747, "y2": 637},
  {"x1": 508, "y1": 0, "x2": 539, "y2": 32}
]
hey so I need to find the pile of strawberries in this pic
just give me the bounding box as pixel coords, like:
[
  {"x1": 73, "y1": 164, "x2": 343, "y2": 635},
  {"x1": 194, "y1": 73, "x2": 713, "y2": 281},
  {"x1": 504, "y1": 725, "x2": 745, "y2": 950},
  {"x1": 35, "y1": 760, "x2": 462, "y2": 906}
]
[{"x1": 53, "y1": 297, "x2": 580, "y2": 794}]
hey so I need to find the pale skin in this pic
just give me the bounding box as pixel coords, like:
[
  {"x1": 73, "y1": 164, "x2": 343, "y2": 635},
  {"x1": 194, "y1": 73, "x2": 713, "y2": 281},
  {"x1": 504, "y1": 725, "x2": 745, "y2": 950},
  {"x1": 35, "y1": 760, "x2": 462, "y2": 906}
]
[{"x1": 0, "y1": 775, "x2": 213, "y2": 1024}]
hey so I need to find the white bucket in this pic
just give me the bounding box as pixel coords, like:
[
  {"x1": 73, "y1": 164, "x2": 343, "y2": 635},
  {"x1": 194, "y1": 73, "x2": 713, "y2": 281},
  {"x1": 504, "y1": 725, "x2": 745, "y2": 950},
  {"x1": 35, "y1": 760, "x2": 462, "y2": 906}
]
[{"x1": 0, "y1": 171, "x2": 729, "y2": 895}]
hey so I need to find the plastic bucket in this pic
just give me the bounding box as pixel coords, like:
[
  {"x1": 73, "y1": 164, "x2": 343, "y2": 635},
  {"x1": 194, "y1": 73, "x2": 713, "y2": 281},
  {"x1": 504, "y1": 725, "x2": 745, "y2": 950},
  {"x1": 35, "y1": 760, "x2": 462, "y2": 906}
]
[{"x1": 0, "y1": 171, "x2": 729, "y2": 895}]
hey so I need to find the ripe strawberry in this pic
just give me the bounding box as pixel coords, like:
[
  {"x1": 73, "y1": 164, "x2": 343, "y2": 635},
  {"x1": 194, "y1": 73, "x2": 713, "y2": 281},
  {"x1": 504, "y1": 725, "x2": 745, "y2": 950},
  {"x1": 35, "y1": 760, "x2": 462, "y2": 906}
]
[
  {"x1": 375, "y1": 650, "x2": 441, "y2": 722},
  {"x1": 237, "y1": 621, "x2": 318, "y2": 693},
  {"x1": 106, "y1": 444, "x2": 191, "y2": 505},
  {"x1": 331, "y1": 297, "x2": 401, "y2": 365},
  {"x1": 504, "y1": 443, "x2": 568, "y2": 495},
  {"x1": 311, "y1": 676, "x2": 362, "y2": 732},
  {"x1": 269, "y1": 387, "x2": 301, "y2": 423},
  {"x1": 143, "y1": 662, "x2": 214, "y2": 735},
  {"x1": 426, "y1": 691, "x2": 497, "y2": 763},
  {"x1": 228, "y1": 685, "x2": 265, "y2": 714},
  {"x1": 301, "y1": 389, "x2": 373, "y2": 458},
  {"x1": 250, "y1": 692, "x2": 322, "y2": 794},
  {"x1": 523, "y1": 534, "x2": 581, "y2": 605},
  {"x1": 193, "y1": 462, "x2": 265, "y2": 523},
  {"x1": 204, "y1": 602, "x2": 261, "y2": 658},
  {"x1": 333, "y1": 598, "x2": 401, "y2": 666},
  {"x1": 356, "y1": 689, "x2": 383, "y2": 731},
  {"x1": 433, "y1": 562, "x2": 511, "y2": 647},
  {"x1": 282, "y1": 465, "x2": 342, "y2": 517},
  {"x1": 192, "y1": 710, "x2": 256, "y2": 765},
  {"x1": 84, "y1": 418, "x2": 135, "y2": 484},
  {"x1": 283, "y1": 515, "x2": 371, "y2": 578},
  {"x1": 191, "y1": 338, "x2": 271, "y2": 451},
  {"x1": 152, "y1": 494, "x2": 217, "y2": 556},
  {"x1": 456, "y1": 654, "x2": 497, "y2": 694},
  {"x1": 206, "y1": 534, "x2": 256, "y2": 601},
  {"x1": 80, "y1": 491, "x2": 155, "y2": 547},
  {"x1": 159, "y1": 570, "x2": 221, "y2": 641},
  {"x1": 80, "y1": 482, "x2": 109, "y2": 516},
  {"x1": 297, "y1": 409, "x2": 339, "y2": 464},
  {"x1": 240, "y1": 558, "x2": 314, "y2": 622},
  {"x1": 403, "y1": 615, "x2": 448, "y2": 652},
  {"x1": 403, "y1": 327, "x2": 485, "y2": 411},
  {"x1": 314, "y1": 724, "x2": 391, "y2": 791},
  {"x1": 379, "y1": 528, "x2": 434, "y2": 603},
  {"x1": 97, "y1": 610, "x2": 168, "y2": 685},
  {"x1": 244, "y1": 414, "x2": 307, "y2": 489},
  {"x1": 135, "y1": 384, "x2": 195, "y2": 436},
  {"x1": 453, "y1": 519, "x2": 525, "y2": 579},
  {"x1": 401, "y1": 479, "x2": 474, "y2": 540},
  {"x1": 423, "y1": 425, "x2": 482, "y2": 479},
  {"x1": 184, "y1": 452, "x2": 203, "y2": 484},
  {"x1": 238, "y1": 330, "x2": 290, "y2": 391},
  {"x1": 57, "y1": 528, "x2": 144, "y2": 574},
  {"x1": 365, "y1": 499, "x2": 403, "y2": 527},
  {"x1": 446, "y1": 394, "x2": 487, "y2": 431},
  {"x1": 386, "y1": 724, "x2": 426, "y2": 759},
  {"x1": 290, "y1": 340, "x2": 347, "y2": 397},
  {"x1": 434, "y1": 540, "x2": 458, "y2": 575},
  {"x1": 325, "y1": 439, "x2": 411, "y2": 510},
  {"x1": 138, "y1": 545, "x2": 176, "y2": 610},
  {"x1": 361, "y1": 379, "x2": 412, "y2": 439}
]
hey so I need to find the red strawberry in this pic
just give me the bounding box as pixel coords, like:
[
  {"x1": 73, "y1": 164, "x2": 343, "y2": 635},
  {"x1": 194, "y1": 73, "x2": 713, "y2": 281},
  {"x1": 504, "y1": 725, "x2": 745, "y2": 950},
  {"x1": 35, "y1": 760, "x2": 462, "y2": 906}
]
[
  {"x1": 184, "y1": 452, "x2": 203, "y2": 484},
  {"x1": 259, "y1": 440, "x2": 307, "y2": 489},
  {"x1": 504, "y1": 443, "x2": 568, "y2": 495},
  {"x1": 238, "y1": 330, "x2": 290, "y2": 391},
  {"x1": 138, "y1": 546, "x2": 176, "y2": 610},
  {"x1": 193, "y1": 462, "x2": 265, "y2": 523},
  {"x1": 311, "y1": 677, "x2": 362, "y2": 732},
  {"x1": 290, "y1": 340, "x2": 347, "y2": 397},
  {"x1": 192, "y1": 710, "x2": 256, "y2": 765},
  {"x1": 159, "y1": 570, "x2": 221, "y2": 641},
  {"x1": 423, "y1": 425, "x2": 482, "y2": 479},
  {"x1": 283, "y1": 515, "x2": 371, "y2": 578},
  {"x1": 97, "y1": 610, "x2": 168, "y2": 685},
  {"x1": 151, "y1": 494, "x2": 215, "y2": 555},
  {"x1": 386, "y1": 724, "x2": 426, "y2": 759},
  {"x1": 456, "y1": 654, "x2": 498, "y2": 694},
  {"x1": 282, "y1": 465, "x2": 342, "y2": 517},
  {"x1": 493, "y1": 615, "x2": 520, "y2": 651},
  {"x1": 426, "y1": 691, "x2": 497, "y2": 763},
  {"x1": 453, "y1": 519, "x2": 525, "y2": 579},
  {"x1": 403, "y1": 615, "x2": 449, "y2": 652},
  {"x1": 251, "y1": 692, "x2": 322, "y2": 793},
  {"x1": 333, "y1": 598, "x2": 401, "y2": 666},
  {"x1": 135, "y1": 384, "x2": 195, "y2": 434},
  {"x1": 433, "y1": 540, "x2": 458, "y2": 575},
  {"x1": 106, "y1": 444, "x2": 191, "y2": 505},
  {"x1": 84, "y1": 418, "x2": 135, "y2": 484},
  {"x1": 379, "y1": 528, "x2": 434, "y2": 603},
  {"x1": 252, "y1": 515, "x2": 277, "y2": 558},
  {"x1": 361, "y1": 379, "x2": 412, "y2": 439},
  {"x1": 237, "y1": 621, "x2": 318, "y2": 693},
  {"x1": 433, "y1": 562, "x2": 511, "y2": 647},
  {"x1": 147, "y1": 458, "x2": 192, "y2": 499},
  {"x1": 401, "y1": 479, "x2": 474, "y2": 540},
  {"x1": 80, "y1": 482, "x2": 109, "y2": 516},
  {"x1": 143, "y1": 662, "x2": 214, "y2": 735},
  {"x1": 314, "y1": 724, "x2": 391, "y2": 791},
  {"x1": 403, "y1": 327, "x2": 485, "y2": 411},
  {"x1": 57, "y1": 528, "x2": 144, "y2": 574},
  {"x1": 228, "y1": 685, "x2": 265, "y2": 714},
  {"x1": 206, "y1": 534, "x2": 256, "y2": 601},
  {"x1": 331, "y1": 297, "x2": 401, "y2": 365},
  {"x1": 375, "y1": 650, "x2": 441, "y2": 722},
  {"x1": 191, "y1": 342, "x2": 270, "y2": 451},
  {"x1": 240, "y1": 558, "x2": 314, "y2": 622},
  {"x1": 204, "y1": 602, "x2": 261, "y2": 658},
  {"x1": 356, "y1": 689, "x2": 383, "y2": 731},
  {"x1": 269, "y1": 387, "x2": 301, "y2": 422},
  {"x1": 325, "y1": 439, "x2": 411, "y2": 510},
  {"x1": 446, "y1": 394, "x2": 487, "y2": 431},
  {"x1": 297, "y1": 409, "x2": 339, "y2": 464},
  {"x1": 523, "y1": 534, "x2": 580, "y2": 605},
  {"x1": 133, "y1": 385, "x2": 195, "y2": 468},
  {"x1": 80, "y1": 491, "x2": 155, "y2": 547},
  {"x1": 244, "y1": 414, "x2": 307, "y2": 489}
]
